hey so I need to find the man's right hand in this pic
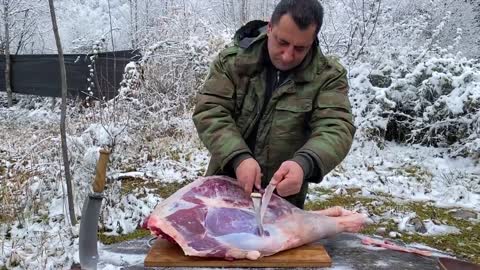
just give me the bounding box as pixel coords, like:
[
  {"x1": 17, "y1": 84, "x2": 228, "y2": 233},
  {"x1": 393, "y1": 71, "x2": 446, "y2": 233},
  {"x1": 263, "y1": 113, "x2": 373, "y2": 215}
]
[{"x1": 235, "y1": 158, "x2": 262, "y2": 195}]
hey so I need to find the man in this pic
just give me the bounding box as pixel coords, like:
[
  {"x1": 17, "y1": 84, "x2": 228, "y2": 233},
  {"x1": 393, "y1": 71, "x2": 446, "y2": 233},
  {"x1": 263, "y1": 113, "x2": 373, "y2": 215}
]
[{"x1": 193, "y1": 0, "x2": 355, "y2": 209}]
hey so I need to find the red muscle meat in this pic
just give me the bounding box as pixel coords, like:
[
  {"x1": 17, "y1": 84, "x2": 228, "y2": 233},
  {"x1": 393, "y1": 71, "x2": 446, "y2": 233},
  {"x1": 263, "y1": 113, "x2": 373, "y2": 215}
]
[{"x1": 145, "y1": 176, "x2": 367, "y2": 260}]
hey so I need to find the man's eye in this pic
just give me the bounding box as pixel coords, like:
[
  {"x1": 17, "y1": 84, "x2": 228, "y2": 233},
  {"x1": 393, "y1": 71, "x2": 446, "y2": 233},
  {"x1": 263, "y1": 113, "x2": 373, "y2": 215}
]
[
  {"x1": 278, "y1": 40, "x2": 288, "y2": 46},
  {"x1": 295, "y1": 47, "x2": 307, "y2": 52}
]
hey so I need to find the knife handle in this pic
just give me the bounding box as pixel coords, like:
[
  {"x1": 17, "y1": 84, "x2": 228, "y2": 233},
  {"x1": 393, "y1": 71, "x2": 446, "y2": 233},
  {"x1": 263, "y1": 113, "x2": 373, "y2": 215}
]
[
  {"x1": 251, "y1": 192, "x2": 262, "y2": 199},
  {"x1": 92, "y1": 149, "x2": 110, "y2": 193}
]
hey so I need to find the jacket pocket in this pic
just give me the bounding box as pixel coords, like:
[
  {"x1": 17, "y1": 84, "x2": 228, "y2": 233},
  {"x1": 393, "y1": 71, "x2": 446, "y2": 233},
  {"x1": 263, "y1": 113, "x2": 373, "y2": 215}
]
[
  {"x1": 236, "y1": 85, "x2": 258, "y2": 135},
  {"x1": 315, "y1": 91, "x2": 352, "y2": 111},
  {"x1": 314, "y1": 91, "x2": 353, "y2": 123},
  {"x1": 272, "y1": 98, "x2": 312, "y2": 138}
]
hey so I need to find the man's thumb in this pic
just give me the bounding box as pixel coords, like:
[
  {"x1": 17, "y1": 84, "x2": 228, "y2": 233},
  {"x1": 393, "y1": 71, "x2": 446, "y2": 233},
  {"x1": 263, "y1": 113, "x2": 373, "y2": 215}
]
[{"x1": 271, "y1": 164, "x2": 288, "y2": 185}]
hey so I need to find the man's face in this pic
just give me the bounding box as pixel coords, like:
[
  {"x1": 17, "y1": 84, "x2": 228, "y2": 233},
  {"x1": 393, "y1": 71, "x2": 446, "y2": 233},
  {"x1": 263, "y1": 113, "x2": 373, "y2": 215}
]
[{"x1": 267, "y1": 14, "x2": 316, "y2": 71}]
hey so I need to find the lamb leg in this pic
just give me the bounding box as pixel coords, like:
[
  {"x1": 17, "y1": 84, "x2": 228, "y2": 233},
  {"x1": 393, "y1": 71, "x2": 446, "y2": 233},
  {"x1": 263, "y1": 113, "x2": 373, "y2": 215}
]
[{"x1": 313, "y1": 206, "x2": 369, "y2": 233}]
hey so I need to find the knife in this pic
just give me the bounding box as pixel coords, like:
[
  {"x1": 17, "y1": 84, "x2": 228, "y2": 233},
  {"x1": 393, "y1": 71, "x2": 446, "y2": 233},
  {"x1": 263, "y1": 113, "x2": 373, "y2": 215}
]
[
  {"x1": 259, "y1": 183, "x2": 276, "y2": 224},
  {"x1": 79, "y1": 149, "x2": 110, "y2": 270},
  {"x1": 251, "y1": 192, "x2": 264, "y2": 236}
]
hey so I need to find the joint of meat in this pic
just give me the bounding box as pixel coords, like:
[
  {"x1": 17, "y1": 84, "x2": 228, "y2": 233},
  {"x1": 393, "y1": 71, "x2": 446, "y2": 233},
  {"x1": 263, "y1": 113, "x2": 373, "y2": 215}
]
[{"x1": 145, "y1": 176, "x2": 370, "y2": 260}]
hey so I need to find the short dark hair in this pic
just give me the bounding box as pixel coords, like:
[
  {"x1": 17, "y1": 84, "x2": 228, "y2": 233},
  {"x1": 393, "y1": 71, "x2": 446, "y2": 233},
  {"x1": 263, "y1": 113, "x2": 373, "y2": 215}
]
[{"x1": 271, "y1": 0, "x2": 324, "y2": 36}]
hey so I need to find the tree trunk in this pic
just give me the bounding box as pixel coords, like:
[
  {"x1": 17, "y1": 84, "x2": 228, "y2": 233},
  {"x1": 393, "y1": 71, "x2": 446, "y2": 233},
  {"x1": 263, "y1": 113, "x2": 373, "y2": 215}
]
[
  {"x1": 134, "y1": 0, "x2": 138, "y2": 48},
  {"x1": 145, "y1": 0, "x2": 150, "y2": 28},
  {"x1": 107, "y1": 0, "x2": 116, "y2": 102},
  {"x1": 229, "y1": 0, "x2": 236, "y2": 27},
  {"x1": 222, "y1": 0, "x2": 226, "y2": 21},
  {"x1": 262, "y1": 0, "x2": 267, "y2": 20},
  {"x1": 128, "y1": 0, "x2": 139, "y2": 48},
  {"x1": 240, "y1": 0, "x2": 247, "y2": 25},
  {"x1": 48, "y1": 0, "x2": 76, "y2": 226},
  {"x1": 4, "y1": 1, "x2": 13, "y2": 107}
]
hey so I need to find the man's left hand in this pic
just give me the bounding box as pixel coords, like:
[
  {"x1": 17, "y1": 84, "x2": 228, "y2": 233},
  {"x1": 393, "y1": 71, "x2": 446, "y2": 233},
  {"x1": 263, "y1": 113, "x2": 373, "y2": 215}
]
[{"x1": 270, "y1": 161, "x2": 304, "y2": 197}]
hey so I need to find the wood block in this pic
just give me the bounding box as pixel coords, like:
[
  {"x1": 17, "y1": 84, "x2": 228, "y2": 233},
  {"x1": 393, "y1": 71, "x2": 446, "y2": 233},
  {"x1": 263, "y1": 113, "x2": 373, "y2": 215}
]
[{"x1": 144, "y1": 239, "x2": 332, "y2": 268}]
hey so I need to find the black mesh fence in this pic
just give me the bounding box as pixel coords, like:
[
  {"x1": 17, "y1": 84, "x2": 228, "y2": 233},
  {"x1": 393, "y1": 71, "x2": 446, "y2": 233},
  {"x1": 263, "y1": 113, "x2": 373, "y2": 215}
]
[{"x1": 0, "y1": 50, "x2": 141, "y2": 100}]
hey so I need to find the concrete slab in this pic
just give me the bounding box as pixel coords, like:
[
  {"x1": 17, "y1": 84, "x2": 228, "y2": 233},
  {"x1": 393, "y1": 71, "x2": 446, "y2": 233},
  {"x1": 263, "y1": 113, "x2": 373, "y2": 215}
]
[{"x1": 103, "y1": 234, "x2": 444, "y2": 269}]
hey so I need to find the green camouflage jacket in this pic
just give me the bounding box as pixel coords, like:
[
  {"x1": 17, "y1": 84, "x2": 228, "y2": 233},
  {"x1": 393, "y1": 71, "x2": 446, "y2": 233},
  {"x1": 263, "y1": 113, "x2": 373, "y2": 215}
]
[{"x1": 193, "y1": 21, "x2": 355, "y2": 208}]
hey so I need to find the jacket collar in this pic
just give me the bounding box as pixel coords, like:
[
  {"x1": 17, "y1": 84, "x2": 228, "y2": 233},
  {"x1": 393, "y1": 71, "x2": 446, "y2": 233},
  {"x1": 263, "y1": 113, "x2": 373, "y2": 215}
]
[{"x1": 234, "y1": 28, "x2": 327, "y2": 83}]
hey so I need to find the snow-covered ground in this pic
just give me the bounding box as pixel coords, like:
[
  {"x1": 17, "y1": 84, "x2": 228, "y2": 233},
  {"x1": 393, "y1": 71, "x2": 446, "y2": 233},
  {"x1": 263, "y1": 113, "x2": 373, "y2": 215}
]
[
  {"x1": 321, "y1": 140, "x2": 480, "y2": 211},
  {"x1": 1, "y1": 9, "x2": 480, "y2": 265},
  {"x1": 0, "y1": 91, "x2": 478, "y2": 269},
  {"x1": 1, "y1": 0, "x2": 480, "y2": 268}
]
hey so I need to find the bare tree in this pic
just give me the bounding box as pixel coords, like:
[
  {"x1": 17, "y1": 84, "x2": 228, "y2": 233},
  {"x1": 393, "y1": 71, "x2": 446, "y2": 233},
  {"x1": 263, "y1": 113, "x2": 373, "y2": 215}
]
[
  {"x1": 1, "y1": 0, "x2": 43, "y2": 107},
  {"x1": 342, "y1": 0, "x2": 382, "y2": 62},
  {"x1": 240, "y1": 0, "x2": 248, "y2": 25},
  {"x1": 14, "y1": 8, "x2": 37, "y2": 54},
  {"x1": 129, "y1": 0, "x2": 139, "y2": 49},
  {"x1": 106, "y1": 0, "x2": 117, "y2": 112},
  {"x1": 48, "y1": 0, "x2": 76, "y2": 226},
  {"x1": 229, "y1": 0, "x2": 237, "y2": 27},
  {"x1": 262, "y1": 0, "x2": 268, "y2": 20},
  {"x1": 2, "y1": 0, "x2": 12, "y2": 107}
]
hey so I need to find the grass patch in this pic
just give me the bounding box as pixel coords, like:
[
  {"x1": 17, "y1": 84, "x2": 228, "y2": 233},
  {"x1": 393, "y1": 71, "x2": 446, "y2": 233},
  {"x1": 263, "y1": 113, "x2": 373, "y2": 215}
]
[
  {"x1": 0, "y1": 217, "x2": 9, "y2": 223},
  {"x1": 98, "y1": 228, "x2": 151, "y2": 245},
  {"x1": 0, "y1": 169, "x2": 37, "y2": 223},
  {"x1": 165, "y1": 148, "x2": 194, "y2": 162},
  {"x1": 120, "y1": 177, "x2": 193, "y2": 199},
  {"x1": 167, "y1": 149, "x2": 182, "y2": 162},
  {"x1": 402, "y1": 203, "x2": 480, "y2": 263},
  {"x1": 306, "y1": 187, "x2": 379, "y2": 212},
  {"x1": 397, "y1": 165, "x2": 433, "y2": 184},
  {"x1": 99, "y1": 177, "x2": 194, "y2": 245},
  {"x1": 306, "y1": 187, "x2": 480, "y2": 264}
]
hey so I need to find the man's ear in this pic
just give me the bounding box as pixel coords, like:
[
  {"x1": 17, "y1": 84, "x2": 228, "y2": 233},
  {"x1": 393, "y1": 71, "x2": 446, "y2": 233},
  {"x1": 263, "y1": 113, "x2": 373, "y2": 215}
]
[{"x1": 267, "y1": 22, "x2": 273, "y2": 35}]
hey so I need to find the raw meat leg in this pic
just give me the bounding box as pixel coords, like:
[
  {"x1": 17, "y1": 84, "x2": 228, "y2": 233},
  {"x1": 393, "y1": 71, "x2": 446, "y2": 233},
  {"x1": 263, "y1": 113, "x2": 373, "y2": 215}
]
[
  {"x1": 314, "y1": 206, "x2": 367, "y2": 233},
  {"x1": 145, "y1": 176, "x2": 369, "y2": 260}
]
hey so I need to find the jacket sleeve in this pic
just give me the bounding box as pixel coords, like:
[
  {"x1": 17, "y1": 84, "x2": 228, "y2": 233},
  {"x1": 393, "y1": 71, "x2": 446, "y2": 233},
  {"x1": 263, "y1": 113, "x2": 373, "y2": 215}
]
[
  {"x1": 192, "y1": 52, "x2": 252, "y2": 170},
  {"x1": 295, "y1": 60, "x2": 356, "y2": 183}
]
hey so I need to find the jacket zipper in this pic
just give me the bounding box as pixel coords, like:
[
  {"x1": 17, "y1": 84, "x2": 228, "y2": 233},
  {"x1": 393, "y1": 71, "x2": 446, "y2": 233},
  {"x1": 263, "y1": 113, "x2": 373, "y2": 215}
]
[
  {"x1": 276, "y1": 70, "x2": 280, "y2": 88},
  {"x1": 242, "y1": 97, "x2": 260, "y2": 137},
  {"x1": 276, "y1": 76, "x2": 292, "y2": 94},
  {"x1": 242, "y1": 72, "x2": 291, "y2": 140}
]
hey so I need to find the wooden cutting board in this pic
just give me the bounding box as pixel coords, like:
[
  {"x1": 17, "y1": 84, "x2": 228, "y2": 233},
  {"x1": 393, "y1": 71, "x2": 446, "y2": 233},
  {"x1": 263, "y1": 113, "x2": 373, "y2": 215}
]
[{"x1": 144, "y1": 239, "x2": 332, "y2": 268}]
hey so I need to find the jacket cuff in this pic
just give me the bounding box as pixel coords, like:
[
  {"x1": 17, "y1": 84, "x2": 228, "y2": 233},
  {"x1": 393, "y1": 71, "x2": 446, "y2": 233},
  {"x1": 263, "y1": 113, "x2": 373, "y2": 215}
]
[
  {"x1": 290, "y1": 153, "x2": 314, "y2": 179},
  {"x1": 230, "y1": 153, "x2": 253, "y2": 171}
]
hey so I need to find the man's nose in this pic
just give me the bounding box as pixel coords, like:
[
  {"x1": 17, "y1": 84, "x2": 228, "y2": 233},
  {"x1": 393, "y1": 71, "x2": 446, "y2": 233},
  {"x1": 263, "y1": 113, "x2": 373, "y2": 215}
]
[{"x1": 281, "y1": 47, "x2": 295, "y2": 63}]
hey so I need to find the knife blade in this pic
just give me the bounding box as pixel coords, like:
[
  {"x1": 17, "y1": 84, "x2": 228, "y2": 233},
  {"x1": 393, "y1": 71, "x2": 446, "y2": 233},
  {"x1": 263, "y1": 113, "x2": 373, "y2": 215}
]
[
  {"x1": 251, "y1": 192, "x2": 264, "y2": 236},
  {"x1": 259, "y1": 183, "x2": 276, "y2": 224}
]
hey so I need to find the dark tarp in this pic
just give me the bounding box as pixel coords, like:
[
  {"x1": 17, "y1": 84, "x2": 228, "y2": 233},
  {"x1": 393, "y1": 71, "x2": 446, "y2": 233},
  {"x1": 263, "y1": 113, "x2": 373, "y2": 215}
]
[{"x1": 0, "y1": 50, "x2": 141, "y2": 100}]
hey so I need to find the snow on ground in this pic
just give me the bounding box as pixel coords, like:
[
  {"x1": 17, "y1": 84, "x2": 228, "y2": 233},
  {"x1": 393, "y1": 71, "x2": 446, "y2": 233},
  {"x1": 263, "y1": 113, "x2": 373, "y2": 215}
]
[
  {"x1": 0, "y1": 90, "x2": 478, "y2": 269},
  {"x1": 319, "y1": 140, "x2": 480, "y2": 211}
]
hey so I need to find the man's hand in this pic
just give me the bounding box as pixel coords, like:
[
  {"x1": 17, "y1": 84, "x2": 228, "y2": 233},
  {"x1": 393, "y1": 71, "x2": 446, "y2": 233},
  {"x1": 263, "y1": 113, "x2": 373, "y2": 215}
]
[
  {"x1": 235, "y1": 158, "x2": 262, "y2": 195},
  {"x1": 270, "y1": 161, "x2": 304, "y2": 197},
  {"x1": 314, "y1": 206, "x2": 356, "y2": 217}
]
